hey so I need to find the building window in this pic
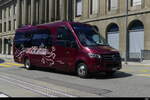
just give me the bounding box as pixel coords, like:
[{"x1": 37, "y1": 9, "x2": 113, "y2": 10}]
[
  {"x1": 35, "y1": 0, "x2": 40, "y2": 24},
  {"x1": 14, "y1": 4, "x2": 17, "y2": 15},
  {"x1": 4, "y1": 8, "x2": 6, "y2": 18},
  {"x1": 0, "y1": 9, "x2": 2, "y2": 19},
  {"x1": 8, "y1": 7, "x2": 10, "y2": 17},
  {"x1": 108, "y1": 0, "x2": 118, "y2": 11},
  {"x1": 131, "y1": 0, "x2": 142, "y2": 6},
  {"x1": 4, "y1": 22, "x2": 6, "y2": 32},
  {"x1": 76, "y1": 0, "x2": 82, "y2": 16},
  {"x1": 8, "y1": 7, "x2": 11, "y2": 17},
  {"x1": 8, "y1": 21, "x2": 11, "y2": 31},
  {"x1": 56, "y1": 0, "x2": 60, "y2": 20},
  {"x1": 14, "y1": 19, "x2": 16, "y2": 29},
  {"x1": 0, "y1": 24, "x2": 2, "y2": 33},
  {"x1": 90, "y1": 0, "x2": 99, "y2": 14}
]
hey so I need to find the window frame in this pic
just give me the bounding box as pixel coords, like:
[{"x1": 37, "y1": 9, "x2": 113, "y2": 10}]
[
  {"x1": 108, "y1": 0, "x2": 118, "y2": 11},
  {"x1": 90, "y1": 0, "x2": 99, "y2": 15},
  {"x1": 131, "y1": 0, "x2": 142, "y2": 7},
  {"x1": 56, "y1": 26, "x2": 77, "y2": 48},
  {"x1": 76, "y1": 0, "x2": 83, "y2": 17}
]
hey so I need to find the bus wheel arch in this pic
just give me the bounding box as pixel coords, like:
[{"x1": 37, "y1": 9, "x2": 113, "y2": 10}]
[
  {"x1": 75, "y1": 60, "x2": 89, "y2": 78},
  {"x1": 24, "y1": 57, "x2": 33, "y2": 70}
]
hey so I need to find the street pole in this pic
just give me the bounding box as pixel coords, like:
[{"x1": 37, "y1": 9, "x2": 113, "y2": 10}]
[{"x1": 125, "y1": 0, "x2": 128, "y2": 64}]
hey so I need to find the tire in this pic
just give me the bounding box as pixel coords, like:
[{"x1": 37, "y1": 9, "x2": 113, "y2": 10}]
[
  {"x1": 77, "y1": 63, "x2": 89, "y2": 78},
  {"x1": 24, "y1": 59, "x2": 33, "y2": 70}
]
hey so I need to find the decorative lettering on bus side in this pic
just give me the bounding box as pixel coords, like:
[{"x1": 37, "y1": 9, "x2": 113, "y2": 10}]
[{"x1": 41, "y1": 46, "x2": 56, "y2": 66}]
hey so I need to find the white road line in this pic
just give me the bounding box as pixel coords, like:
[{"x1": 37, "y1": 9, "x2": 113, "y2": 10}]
[
  {"x1": 0, "y1": 75, "x2": 76, "y2": 97},
  {"x1": 136, "y1": 74, "x2": 150, "y2": 77}
]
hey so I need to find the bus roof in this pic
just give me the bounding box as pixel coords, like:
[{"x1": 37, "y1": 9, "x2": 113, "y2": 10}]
[{"x1": 16, "y1": 21, "x2": 90, "y2": 33}]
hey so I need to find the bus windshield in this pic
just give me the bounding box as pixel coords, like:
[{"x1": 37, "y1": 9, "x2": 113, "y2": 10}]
[{"x1": 71, "y1": 24, "x2": 109, "y2": 47}]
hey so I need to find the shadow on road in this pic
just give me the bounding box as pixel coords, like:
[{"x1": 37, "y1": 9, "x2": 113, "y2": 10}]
[
  {"x1": 90, "y1": 71, "x2": 133, "y2": 80},
  {"x1": 20, "y1": 66, "x2": 132, "y2": 79}
]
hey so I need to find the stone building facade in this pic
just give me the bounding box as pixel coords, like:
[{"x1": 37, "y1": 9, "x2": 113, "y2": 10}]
[
  {"x1": 0, "y1": 0, "x2": 150, "y2": 60},
  {"x1": 0, "y1": 0, "x2": 71, "y2": 55},
  {"x1": 73, "y1": 0, "x2": 150, "y2": 60}
]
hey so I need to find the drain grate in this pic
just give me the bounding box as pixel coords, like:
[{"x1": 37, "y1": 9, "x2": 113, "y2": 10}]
[{"x1": 96, "y1": 89, "x2": 112, "y2": 96}]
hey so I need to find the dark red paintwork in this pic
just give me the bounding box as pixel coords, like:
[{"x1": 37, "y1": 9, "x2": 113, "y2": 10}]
[{"x1": 13, "y1": 21, "x2": 122, "y2": 74}]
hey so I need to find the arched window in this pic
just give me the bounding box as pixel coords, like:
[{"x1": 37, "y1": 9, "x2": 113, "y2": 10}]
[
  {"x1": 107, "y1": 23, "x2": 119, "y2": 50},
  {"x1": 128, "y1": 20, "x2": 144, "y2": 59},
  {"x1": 129, "y1": 20, "x2": 144, "y2": 31}
]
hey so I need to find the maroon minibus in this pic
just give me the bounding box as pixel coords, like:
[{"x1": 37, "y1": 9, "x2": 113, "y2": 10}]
[{"x1": 13, "y1": 21, "x2": 122, "y2": 78}]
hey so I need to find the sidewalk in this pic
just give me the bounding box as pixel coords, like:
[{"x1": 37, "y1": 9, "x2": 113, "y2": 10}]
[
  {"x1": 122, "y1": 60, "x2": 150, "y2": 66},
  {"x1": 0, "y1": 54, "x2": 14, "y2": 62},
  {"x1": 0, "y1": 54, "x2": 150, "y2": 66}
]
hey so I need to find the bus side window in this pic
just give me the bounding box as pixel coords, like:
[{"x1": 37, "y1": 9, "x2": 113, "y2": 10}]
[
  {"x1": 67, "y1": 32, "x2": 78, "y2": 48},
  {"x1": 14, "y1": 32, "x2": 29, "y2": 50},
  {"x1": 24, "y1": 32, "x2": 32, "y2": 48},
  {"x1": 32, "y1": 29, "x2": 52, "y2": 48},
  {"x1": 57, "y1": 27, "x2": 68, "y2": 40},
  {"x1": 56, "y1": 26, "x2": 78, "y2": 48}
]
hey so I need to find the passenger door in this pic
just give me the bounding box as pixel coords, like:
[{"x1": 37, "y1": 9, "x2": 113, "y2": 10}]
[
  {"x1": 54, "y1": 26, "x2": 79, "y2": 72},
  {"x1": 64, "y1": 30, "x2": 79, "y2": 72},
  {"x1": 54, "y1": 26, "x2": 68, "y2": 71}
]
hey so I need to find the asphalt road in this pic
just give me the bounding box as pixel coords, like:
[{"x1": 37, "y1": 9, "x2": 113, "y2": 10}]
[{"x1": 0, "y1": 58, "x2": 150, "y2": 97}]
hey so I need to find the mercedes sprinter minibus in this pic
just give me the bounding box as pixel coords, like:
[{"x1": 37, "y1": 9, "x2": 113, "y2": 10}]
[{"x1": 13, "y1": 21, "x2": 122, "y2": 78}]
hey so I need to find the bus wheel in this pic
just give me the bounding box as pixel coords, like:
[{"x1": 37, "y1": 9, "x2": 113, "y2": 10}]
[
  {"x1": 77, "y1": 63, "x2": 89, "y2": 78},
  {"x1": 24, "y1": 59, "x2": 33, "y2": 70}
]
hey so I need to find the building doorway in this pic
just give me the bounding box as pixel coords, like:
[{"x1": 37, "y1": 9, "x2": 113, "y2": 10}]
[{"x1": 128, "y1": 20, "x2": 144, "y2": 60}]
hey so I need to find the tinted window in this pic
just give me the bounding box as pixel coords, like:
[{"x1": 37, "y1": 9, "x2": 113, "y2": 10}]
[
  {"x1": 32, "y1": 29, "x2": 51, "y2": 47},
  {"x1": 67, "y1": 31, "x2": 76, "y2": 42},
  {"x1": 71, "y1": 24, "x2": 108, "y2": 47},
  {"x1": 14, "y1": 32, "x2": 32, "y2": 49},
  {"x1": 57, "y1": 26, "x2": 76, "y2": 41},
  {"x1": 56, "y1": 26, "x2": 77, "y2": 48},
  {"x1": 57, "y1": 27, "x2": 68, "y2": 40}
]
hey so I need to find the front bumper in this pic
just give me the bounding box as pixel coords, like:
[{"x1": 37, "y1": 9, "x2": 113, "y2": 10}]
[{"x1": 89, "y1": 59, "x2": 122, "y2": 73}]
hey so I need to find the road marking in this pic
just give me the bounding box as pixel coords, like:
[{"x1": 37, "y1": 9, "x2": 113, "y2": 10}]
[
  {"x1": 136, "y1": 74, "x2": 150, "y2": 77},
  {"x1": 140, "y1": 70, "x2": 150, "y2": 73},
  {"x1": 0, "y1": 62, "x2": 23, "y2": 68},
  {"x1": 0, "y1": 74, "x2": 76, "y2": 97},
  {"x1": 4, "y1": 63, "x2": 23, "y2": 67},
  {"x1": 0, "y1": 64, "x2": 12, "y2": 67},
  {"x1": 133, "y1": 65, "x2": 150, "y2": 67},
  {"x1": 121, "y1": 69, "x2": 150, "y2": 73}
]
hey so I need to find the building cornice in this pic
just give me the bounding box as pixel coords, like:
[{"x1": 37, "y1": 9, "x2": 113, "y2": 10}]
[
  {"x1": 0, "y1": 0, "x2": 13, "y2": 7},
  {"x1": 76, "y1": 9, "x2": 150, "y2": 23}
]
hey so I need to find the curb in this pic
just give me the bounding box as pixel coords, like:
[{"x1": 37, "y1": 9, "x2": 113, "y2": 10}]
[{"x1": 122, "y1": 63, "x2": 150, "y2": 66}]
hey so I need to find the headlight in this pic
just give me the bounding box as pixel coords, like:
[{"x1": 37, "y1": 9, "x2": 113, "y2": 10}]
[{"x1": 88, "y1": 53, "x2": 102, "y2": 59}]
